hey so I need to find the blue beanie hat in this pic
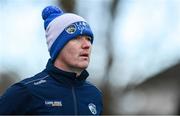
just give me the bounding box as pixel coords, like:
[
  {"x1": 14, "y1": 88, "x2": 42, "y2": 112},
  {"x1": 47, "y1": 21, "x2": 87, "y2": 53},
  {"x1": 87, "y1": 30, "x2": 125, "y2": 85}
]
[{"x1": 42, "y1": 6, "x2": 94, "y2": 62}]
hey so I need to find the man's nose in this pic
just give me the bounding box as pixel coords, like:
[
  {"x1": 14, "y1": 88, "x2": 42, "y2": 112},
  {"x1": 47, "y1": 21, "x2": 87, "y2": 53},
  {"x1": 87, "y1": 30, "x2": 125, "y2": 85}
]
[{"x1": 81, "y1": 37, "x2": 91, "y2": 49}]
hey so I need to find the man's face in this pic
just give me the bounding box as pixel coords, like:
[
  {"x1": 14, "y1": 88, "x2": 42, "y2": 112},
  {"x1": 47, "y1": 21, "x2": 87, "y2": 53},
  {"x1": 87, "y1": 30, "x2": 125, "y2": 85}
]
[{"x1": 57, "y1": 35, "x2": 92, "y2": 71}]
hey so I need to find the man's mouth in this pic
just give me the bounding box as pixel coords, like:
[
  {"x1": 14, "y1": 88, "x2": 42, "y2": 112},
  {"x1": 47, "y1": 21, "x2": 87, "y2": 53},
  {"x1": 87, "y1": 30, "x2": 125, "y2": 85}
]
[{"x1": 79, "y1": 53, "x2": 89, "y2": 58}]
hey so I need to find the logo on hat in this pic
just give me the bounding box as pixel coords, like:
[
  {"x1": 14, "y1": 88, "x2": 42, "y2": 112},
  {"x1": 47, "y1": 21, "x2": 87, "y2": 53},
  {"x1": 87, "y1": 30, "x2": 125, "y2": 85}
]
[
  {"x1": 88, "y1": 103, "x2": 97, "y2": 115},
  {"x1": 76, "y1": 22, "x2": 89, "y2": 34},
  {"x1": 65, "y1": 24, "x2": 76, "y2": 34}
]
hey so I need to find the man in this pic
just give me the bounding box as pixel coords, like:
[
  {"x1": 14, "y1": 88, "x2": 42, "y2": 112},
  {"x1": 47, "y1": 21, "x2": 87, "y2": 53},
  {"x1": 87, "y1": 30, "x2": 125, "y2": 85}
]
[{"x1": 0, "y1": 6, "x2": 103, "y2": 115}]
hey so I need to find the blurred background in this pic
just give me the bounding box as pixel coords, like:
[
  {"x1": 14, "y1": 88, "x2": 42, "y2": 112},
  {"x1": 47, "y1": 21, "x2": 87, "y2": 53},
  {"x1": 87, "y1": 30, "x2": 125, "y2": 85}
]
[{"x1": 1, "y1": 0, "x2": 180, "y2": 115}]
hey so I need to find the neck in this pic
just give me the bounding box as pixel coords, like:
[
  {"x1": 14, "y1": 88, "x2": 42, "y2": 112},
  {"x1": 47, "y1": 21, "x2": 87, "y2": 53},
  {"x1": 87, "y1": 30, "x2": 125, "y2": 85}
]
[{"x1": 53, "y1": 59, "x2": 83, "y2": 77}]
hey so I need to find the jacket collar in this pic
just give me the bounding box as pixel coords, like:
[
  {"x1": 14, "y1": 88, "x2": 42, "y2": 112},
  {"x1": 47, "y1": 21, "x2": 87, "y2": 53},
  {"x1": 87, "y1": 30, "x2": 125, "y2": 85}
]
[{"x1": 45, "y1": 59, "x2": 89, "y2": 85}]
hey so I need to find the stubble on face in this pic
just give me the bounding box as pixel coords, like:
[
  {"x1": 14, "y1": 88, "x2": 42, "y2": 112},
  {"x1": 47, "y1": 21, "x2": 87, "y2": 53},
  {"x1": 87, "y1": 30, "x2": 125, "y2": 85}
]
[{"x1": 54, "y1": 38, "x2": 92, "y2": 73}]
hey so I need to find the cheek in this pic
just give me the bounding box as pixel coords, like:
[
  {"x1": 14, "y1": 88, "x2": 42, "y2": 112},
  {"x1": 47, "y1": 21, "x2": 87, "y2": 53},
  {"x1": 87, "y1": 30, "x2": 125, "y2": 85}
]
[
  {"x1": 61, "y1": 42, "x2": 80, "y2": 60},
  {"x1": 66, "y1": 47, "x2": 78, "y2": 59}
]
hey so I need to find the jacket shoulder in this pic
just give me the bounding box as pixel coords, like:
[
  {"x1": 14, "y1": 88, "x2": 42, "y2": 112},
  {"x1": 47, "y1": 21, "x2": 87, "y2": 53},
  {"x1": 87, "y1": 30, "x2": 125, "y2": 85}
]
[
  {"x1": 20, "y1": 70, "x2": 49, "y2": 86},
  {"x1": 84, "y1": 81, "x2": 103, "y2": 96},
  {"x1": 0, "y1": 79, "x2": 34, "y2": 114}
]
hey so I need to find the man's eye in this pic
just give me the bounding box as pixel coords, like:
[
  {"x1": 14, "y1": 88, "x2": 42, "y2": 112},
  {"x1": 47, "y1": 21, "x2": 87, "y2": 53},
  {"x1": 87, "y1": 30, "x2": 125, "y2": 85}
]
[
  {"x1": 75, "y1": 36, "x2": 82, "y2": 40},
  {"x1": 86, "y1": 36, "x2": 92, "y2": 41},
  {"x1": 74, "y1": 36, "x2": 92, "y2": 42}
]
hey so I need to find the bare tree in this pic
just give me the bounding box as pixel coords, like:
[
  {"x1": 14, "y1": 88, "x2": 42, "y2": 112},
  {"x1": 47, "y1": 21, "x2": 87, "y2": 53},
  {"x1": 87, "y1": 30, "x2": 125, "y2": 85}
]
[
  {"x1": 57, "y1": 0, "x2": 75, "y2": 13},
  {"x1": 100, "y1": 0, "x2": 120, "y2": 114}
]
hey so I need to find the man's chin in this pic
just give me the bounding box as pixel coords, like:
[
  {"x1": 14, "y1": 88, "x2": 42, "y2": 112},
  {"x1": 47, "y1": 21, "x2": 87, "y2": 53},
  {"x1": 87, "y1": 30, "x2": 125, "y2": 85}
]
[{"x1": 78, "y1": 63, "x2": 89, "y2": 69}]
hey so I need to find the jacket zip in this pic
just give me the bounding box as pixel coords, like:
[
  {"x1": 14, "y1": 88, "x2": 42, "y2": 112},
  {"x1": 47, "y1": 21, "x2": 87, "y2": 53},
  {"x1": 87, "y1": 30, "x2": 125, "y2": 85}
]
[{"x1": 72, "y1": 86, "x2": 78, "y2": 115}]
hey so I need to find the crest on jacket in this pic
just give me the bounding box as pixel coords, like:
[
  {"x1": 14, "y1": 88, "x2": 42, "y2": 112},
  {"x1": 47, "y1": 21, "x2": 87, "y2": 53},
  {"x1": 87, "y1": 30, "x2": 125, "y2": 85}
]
[{"x1": 88, "y1": 103, "x2": 97, "y2": 115}]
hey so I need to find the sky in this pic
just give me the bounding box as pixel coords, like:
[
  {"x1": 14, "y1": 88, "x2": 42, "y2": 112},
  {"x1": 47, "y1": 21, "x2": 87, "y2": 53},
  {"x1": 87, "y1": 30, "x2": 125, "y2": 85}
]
[
  {"x1": 1, "y1": 0, "x2": 180, "y2": 87},
  {"x1": 110, "y1": 0, "x2": 180, "y2": 86},
  {"x1": 0, "y1": 1, "x2": 55, "y2": 77}
]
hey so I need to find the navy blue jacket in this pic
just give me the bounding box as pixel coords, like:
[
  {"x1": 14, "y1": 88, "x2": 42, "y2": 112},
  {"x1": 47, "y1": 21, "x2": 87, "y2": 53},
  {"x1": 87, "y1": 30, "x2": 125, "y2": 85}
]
[{"x1": 0, "y1": 60, "x2": 103, "y2": 115}]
